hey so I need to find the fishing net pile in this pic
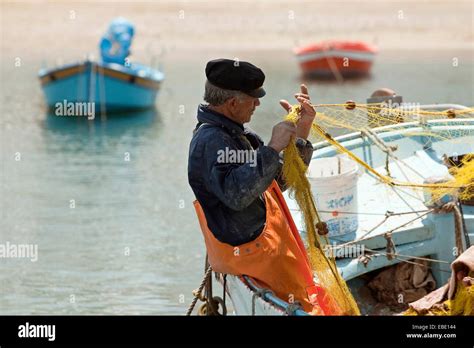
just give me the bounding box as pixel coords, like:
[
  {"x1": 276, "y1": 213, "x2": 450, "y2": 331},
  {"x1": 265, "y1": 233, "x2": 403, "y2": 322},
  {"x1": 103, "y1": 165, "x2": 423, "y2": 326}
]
[
  {"x1": 281, "y1": 102, "x2": 474, "y2": 315},
  {"x1": 403, "y1": 246, "x2": 474, "y2": 316},
  {"x1": 404, "y1": 281, "x2": 474, "y2": 316}
]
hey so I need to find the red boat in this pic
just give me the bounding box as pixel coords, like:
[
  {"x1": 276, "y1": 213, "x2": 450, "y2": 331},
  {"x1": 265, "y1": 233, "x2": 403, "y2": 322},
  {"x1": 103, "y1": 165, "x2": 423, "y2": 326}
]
[{"x1": 294, "y1": 41, "x2": 377, "y2": 78}]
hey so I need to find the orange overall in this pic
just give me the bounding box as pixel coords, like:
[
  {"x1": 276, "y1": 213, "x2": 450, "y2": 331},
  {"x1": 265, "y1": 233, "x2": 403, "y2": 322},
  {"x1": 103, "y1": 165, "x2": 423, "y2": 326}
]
[{"x1": 194, "y1": 180, "x2": 333, "y2": 314}]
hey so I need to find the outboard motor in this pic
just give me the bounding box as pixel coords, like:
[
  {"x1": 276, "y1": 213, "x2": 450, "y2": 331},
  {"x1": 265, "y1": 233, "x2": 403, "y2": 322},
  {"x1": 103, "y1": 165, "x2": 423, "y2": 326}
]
[{"x1": 99, "y1": 17, "x2": 135, "y2": 65}]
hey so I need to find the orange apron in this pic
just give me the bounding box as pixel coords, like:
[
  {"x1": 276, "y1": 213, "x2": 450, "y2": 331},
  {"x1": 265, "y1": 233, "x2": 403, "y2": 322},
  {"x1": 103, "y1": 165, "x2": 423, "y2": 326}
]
[{"x1": 194, "y1": 180, "x2": 335, "y2": 314}]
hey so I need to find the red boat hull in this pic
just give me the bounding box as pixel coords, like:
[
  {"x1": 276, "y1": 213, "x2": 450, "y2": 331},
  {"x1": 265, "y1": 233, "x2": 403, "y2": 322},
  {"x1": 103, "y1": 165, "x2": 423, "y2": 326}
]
[{"x1": 294, "y1": 41, "x2": 377, "y2": 77}]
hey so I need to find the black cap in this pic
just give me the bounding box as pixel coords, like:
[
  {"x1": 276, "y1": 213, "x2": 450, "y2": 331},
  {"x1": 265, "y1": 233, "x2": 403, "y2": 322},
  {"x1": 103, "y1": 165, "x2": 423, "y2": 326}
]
[{"x1": 205, "y1": 58, "x2": 266, "y2": 98}]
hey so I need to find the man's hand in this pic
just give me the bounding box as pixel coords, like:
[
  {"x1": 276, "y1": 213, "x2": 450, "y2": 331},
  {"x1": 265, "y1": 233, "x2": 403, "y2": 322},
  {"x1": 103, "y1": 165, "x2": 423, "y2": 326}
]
[
  {"x1": 279, "y1": 84, "x2": 316, "y2": 140},
  {"x1": 268, "y1": 121, "x2": 297, "y2": 153}
]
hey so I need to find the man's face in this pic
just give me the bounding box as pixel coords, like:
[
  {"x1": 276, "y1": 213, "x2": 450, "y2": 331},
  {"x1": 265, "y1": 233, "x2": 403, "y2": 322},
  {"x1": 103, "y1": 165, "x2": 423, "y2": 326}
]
[{"x1": 229, "y1": 95, "x2": 261, "y2": 124}]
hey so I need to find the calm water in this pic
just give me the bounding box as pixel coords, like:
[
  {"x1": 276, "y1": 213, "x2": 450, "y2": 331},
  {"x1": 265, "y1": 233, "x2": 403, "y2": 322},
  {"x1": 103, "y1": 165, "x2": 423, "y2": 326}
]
[{"x1": 1, "y1": 40, "x2": 473, "y2": 314}]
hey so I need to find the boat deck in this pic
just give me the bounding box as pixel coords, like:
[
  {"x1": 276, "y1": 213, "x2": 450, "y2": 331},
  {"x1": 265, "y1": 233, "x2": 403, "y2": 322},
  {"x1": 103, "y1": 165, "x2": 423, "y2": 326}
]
[
  {"x1": 286, "y1": 119, "x2": 474, "y2": 286},
  {"x1": 225, "y1": 117, "x2": 474, "y2": 315}
]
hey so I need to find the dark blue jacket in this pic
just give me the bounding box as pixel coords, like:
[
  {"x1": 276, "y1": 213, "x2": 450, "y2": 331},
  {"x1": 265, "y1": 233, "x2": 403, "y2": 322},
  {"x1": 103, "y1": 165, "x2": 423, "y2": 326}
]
[{"x1": 188, "y1": 105, "x2": 313, "y2": 246}]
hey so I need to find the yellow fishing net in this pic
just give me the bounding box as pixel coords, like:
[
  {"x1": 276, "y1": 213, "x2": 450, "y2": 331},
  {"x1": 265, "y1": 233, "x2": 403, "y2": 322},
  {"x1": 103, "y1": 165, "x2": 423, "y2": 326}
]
[
  {"x1": 303, "y1": 103, "x2": 474, "y2": 203},
  {"x1": 281, "y1": 102, "x2": 474, "y2": 315},
  {"x1": 435, "y1": 282, "x2": 474, "y2": 316},
  {"x1": 403, "y1": 281, "x2": 474, "y2": 316},
  {"x1": 283, "y1": 106, "x2": 360, "y2": 315}
]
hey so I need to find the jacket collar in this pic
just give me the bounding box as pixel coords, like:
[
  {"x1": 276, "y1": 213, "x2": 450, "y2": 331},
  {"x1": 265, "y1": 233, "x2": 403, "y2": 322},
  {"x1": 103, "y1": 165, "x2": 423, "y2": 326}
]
[{"x1": 197, "y1": 104, "x2": 244, "y2": 136}]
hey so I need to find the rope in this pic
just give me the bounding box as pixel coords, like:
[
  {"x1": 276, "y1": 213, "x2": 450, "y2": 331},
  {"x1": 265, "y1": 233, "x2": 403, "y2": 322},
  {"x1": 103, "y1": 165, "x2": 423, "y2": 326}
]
[
  {"x1": 452, "y1": 204, "x2": 465, "y2": 255},
  {"x1": 388, "y1": 182, "x2": 427, "y2": 205},
  {"x1": 98, "y1": 65, "x2": 107, "y2": 120},
  {"x1": 432, "y1": 200, "x2": 467, "y2": 254},
  {"x1": 458, "y1": 202, "x2": 471, "y2": 248},
  {"x1": 222, "y1": 274, "x2": 227, "y2": 310},
  {"x1": 326, "y1": 55, "x2": 344, "y2": 83},
  {"x1": 186, "y1": 265, "x2": 212, "y2": 316},
  {"x1": 361, "y1": 128, "x2": 428, "y2": 197},
  {"x1": 204, "y1": 257, "x2": 216, "y2": 315},
  {"x1": 329, "y1": 199, "x2": 461, "y2": 269},
  {"x1": 333, "y1": 209, "x2": 434, "y2": 248},
  {"x1": 388, "y1": 255, "x2": 452, "y2": 273},
  {"x1": 384, "y1": 232, "x2": 397, "y2": 261},
  {"x1": 361, "y1": 247, "x2": 451, "y2": 266},
  {"x1": 315, "y1": 209, "x2": 431, "y2": 216},
  {"x1": 203, "y1": 296, "x2": 227, "y2": 316},
  {"x1": 362, "y1": 128, "x2": 393, "y2": 178}
]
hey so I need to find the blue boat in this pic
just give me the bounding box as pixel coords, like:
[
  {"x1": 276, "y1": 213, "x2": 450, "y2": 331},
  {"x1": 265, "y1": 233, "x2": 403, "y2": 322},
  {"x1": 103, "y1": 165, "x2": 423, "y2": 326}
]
[
  {"x1": 205, "y1": 104, "x2": 474, "y2": 315},
  {"x1": 39, "y1": 18, "x2": 164, "y2": 113}
]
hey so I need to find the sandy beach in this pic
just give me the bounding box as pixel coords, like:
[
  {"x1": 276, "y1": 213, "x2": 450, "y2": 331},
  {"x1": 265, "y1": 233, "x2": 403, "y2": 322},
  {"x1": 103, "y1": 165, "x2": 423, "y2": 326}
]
[{"x1": 2, "y1": 0, "x2": 473, "y2": 63}]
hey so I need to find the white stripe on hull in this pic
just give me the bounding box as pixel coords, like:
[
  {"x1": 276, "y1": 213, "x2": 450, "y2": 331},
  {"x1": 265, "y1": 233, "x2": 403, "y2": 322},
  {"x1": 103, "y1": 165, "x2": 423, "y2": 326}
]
[{"x1": 296, "y1": 50, "x2": 375, "y2": 63}]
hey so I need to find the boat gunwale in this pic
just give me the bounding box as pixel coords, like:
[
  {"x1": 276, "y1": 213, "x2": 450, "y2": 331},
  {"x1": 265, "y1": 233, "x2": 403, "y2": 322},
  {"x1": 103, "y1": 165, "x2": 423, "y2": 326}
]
[
  {"x1": 239, "y1": 275, "x2": 309, "y2": 316},
  {"x1": 38, "y1": 60, "x2": 164, "y2": 90},
  {"x1": 312, "y1": 117, "x2": 474, "y2": 154}
]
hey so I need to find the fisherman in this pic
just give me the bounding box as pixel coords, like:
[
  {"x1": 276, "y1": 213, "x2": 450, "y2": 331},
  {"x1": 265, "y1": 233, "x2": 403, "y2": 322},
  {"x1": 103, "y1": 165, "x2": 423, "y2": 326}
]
[{"x1": 188, "y1": 58, "x2": 330, "y2": 314}]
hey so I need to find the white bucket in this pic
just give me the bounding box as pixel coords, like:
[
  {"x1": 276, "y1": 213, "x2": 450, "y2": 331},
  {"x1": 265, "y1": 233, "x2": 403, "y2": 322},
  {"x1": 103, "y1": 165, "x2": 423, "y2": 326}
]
[{"x1": 307, "y1": 155, "x2": 359, "y2": 237}]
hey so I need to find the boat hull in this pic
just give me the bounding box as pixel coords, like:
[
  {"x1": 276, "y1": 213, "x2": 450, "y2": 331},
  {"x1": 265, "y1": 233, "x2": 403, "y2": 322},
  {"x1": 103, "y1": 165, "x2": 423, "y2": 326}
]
[
  {"x1": 224, "y1": 112, "x2": 474, "y2": 315},
  {"x1": 39, "y1": 61, "x2": 164, "y2": 112},
  {"x1": 295, "y1": 41, "x2": 377, "y2": 77}
]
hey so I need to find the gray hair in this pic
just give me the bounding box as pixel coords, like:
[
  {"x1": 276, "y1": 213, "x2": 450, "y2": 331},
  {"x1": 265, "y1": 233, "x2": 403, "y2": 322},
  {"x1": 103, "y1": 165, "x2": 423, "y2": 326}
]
[{"x1": 203, "y1": 80, "x2": 247, "y2": 106}]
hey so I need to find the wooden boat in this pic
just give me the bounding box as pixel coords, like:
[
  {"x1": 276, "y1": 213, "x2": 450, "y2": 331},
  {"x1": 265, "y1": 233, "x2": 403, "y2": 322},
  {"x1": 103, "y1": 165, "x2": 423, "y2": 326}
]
[
  {"x1": 220, "y1": 104, "x2": 474, "y2": 315},
  {"x1": 294, "y1": 40, "x2": 377, "y2": 79},
  {"x1": 39, "y1": 61, "x2": 164, "y2": 112},
  {"x1": 38, "y1": 18, "x2": 164, "y2": 113}
]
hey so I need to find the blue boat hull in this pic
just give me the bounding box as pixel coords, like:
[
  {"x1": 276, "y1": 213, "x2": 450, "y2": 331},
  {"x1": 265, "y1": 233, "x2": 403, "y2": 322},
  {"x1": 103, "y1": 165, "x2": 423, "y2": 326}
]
[{"x1": 39, "y1": 61, "x2": 164, "y2": 112}]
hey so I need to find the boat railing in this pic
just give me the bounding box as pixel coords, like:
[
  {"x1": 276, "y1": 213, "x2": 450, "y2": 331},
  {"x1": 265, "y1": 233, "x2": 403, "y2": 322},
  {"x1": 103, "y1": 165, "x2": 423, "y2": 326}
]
[
  {"x1": 404, "y1": 103, "x2": 472, "y2": 125},
  {"x1": 409, "y1": 104, "x2": 470, "y2": 111},
  {"x1": 241, "y1": 275, "x2": 310, "y2": 316},
  {"x1": 311, "y1": 104, "x2": 473, "y2": 152}
]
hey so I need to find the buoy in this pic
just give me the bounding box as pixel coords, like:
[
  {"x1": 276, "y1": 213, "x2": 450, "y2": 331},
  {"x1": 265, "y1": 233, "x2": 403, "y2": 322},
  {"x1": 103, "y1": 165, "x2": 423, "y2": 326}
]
[
  {"x1": 345, "y1": 100, "x2": 356, "y2": 110},
  {"x1": 316, "y1": 222, "x2": 329, "y2": 236},
  {"x1": 447, "y1": 109, "x2": 456, "y2": 119}
]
